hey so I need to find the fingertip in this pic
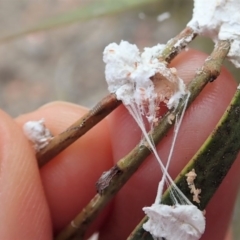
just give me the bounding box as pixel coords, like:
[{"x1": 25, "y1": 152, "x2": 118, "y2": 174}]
[
  {"x1": 38, "y1": 101, "x2": 88, "y2": 112},
  {"x1": 16, "y1": 102, "x2": 113, "y2": 233},
  {"x1": 170, "y1": 49, "x2": 208, "y2": 84},
  {"x1": 0, "y1": 109, "x2": 52, "y2": 239},
  {"x1": 224, "y1": 226, "x2": 233, "y2": 240}
]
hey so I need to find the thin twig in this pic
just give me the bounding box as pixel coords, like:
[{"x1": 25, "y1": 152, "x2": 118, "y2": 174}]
[
  {"x1": 37, "y1": 27, "x2": 196, "y2": 167},
  {"x1": 55, "y1": 40, "x2": 230, "y2": 240},
  {"x1": 37, "y1": 93, "x2": 121, "y2": 167},
  {"x1": 160, "y1": 26, "x2": 197, "y2": 62}
]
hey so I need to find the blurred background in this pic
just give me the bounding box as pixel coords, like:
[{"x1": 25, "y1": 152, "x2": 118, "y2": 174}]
[{"x1": 0, "y1": 0, "x2": 239, "y2": 238}]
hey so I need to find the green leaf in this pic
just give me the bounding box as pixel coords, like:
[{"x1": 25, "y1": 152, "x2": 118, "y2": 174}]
[{"x1": 0, "y1": 0, "x2": 159, "y2": 43}]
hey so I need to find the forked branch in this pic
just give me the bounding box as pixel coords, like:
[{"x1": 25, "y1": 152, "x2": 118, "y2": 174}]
[{"x1": 55, "y1": 40, "x2": 230, "y2": 240}]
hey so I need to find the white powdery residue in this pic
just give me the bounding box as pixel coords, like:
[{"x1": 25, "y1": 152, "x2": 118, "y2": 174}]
[
  {"x1": 187, "y1": 0, "x2": 240, "y2": 68},
  {"x1": 157, "y1": 12, "x2": 171, "y2": 22},
  {"x1": 103, "y1": 41, "x2": 186, "y2": 121},
  {"x1": 143, "y1": 204, "x2": 205, "y2": 240},
  {"x1": 167, "y1": 78, "x2": 186, "y2": 109},
  {"x1": 23, "y1": 118, "x2": 53, "y2": 151},
  {"x1": 141, "y1": 44, "x2": 166, "y2": 63},
  {"x1": 172, "y1": 31, "x2": 196, "y2": 54},
  {"x1": 103, "y1": 41, "x2": 141, "y2": 94}
]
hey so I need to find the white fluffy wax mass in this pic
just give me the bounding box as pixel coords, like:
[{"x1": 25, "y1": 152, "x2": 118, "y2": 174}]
[
  {"x1": 23, "y1": 119, "x2": 52, "y2": 151},
  {"x1": 103, "y1": 41, "x2": 141, "y2": 94},
  {"x1": 188, "y1": 0, "x2": 240, "y2": 68},
  {"x1": 143, "y1": 204, "x2": 205, "y2": 240},
  {"x1": 103, "y1": 41, "x2": 186, "y2": 119}
]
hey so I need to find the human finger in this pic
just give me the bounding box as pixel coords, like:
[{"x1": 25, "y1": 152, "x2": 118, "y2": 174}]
[
  {"x1": 0, "y1": 110, "x2": 52, "y2": 239},
  {"x1": 16, "y1": 102, "x2": 113, "y2": 237}
]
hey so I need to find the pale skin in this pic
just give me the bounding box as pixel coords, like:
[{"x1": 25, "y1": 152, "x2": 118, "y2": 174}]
[{"x1": 0, "y1": 50, "x2": 238, "y2": 240}]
